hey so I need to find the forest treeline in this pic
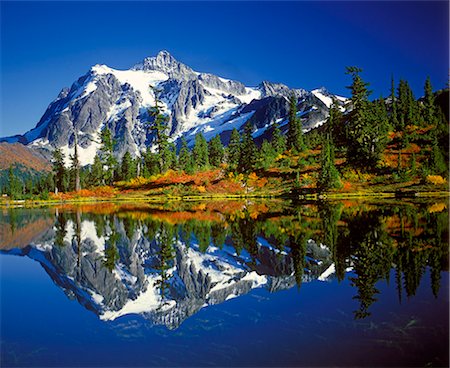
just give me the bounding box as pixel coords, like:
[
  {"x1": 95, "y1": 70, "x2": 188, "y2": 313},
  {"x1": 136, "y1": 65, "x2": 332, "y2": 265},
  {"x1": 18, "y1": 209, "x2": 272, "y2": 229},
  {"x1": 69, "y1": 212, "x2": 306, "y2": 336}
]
[{"x1": 3, "y1": 67, "x2": 448, "y2": 199}]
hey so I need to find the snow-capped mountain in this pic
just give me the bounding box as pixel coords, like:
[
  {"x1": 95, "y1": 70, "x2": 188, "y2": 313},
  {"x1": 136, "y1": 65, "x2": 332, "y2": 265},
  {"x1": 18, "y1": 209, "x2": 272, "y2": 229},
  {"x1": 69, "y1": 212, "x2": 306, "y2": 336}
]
[
  {"x1": 0, "y1": 51, "x2": 346, "y2": 166},
  {"x1": 0, "y1": 210, "x2": 335, "y2": 329}
]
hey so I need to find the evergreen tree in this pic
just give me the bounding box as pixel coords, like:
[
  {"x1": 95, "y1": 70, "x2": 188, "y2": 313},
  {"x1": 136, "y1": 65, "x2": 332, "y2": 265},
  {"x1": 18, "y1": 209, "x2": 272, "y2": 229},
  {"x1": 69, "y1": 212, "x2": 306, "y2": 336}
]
[
  {"x1": 390, "y1": 75, "x2": 400, "y2": 130},
  {"x1": 148, "y1": 88, "x2": 171, "y2": 173},
  {"x1": 272, "y1": 122, "x2": 286, "y2": 154},
  {"x1": 346, "y1": 66, "x2": 371, "y2": 110},
  {"x1": 422, "y1": 76, "x2": 436, "y2": 126},
  {"x1": 120, "y1": 151, "x2": 134, "y2": 181},
  {"x1": 238, "y1": 124, "x2": 257, "y2": 173},
  {"x1": 142, "y1": 148, "x2": 160, "y2": 177},
  {"x1": 259, "y1": 139, "x2": 277, "y2": 170},
  {"x1": 345, "y1": 67, "x2": 387, "y2": 169},
  {"x1": 70, "y1": 133, "x2": 81, "y2": 191},
  {"x1": 52, "y1": 148, "x2": 66, "y2": 193},
  {"x1": 178, "y1": 137, "x2": 194, "y2": 174},
  {"x1": 318, "y1": 134, "x2": 341, "y2": 191},
  {"x1": 7, "y1": 166, "x2": 20, "y2": 198},
  {"x1": 327, "y1": 98, "x2": 344, "y2": 143},
  {"x1": 193, "y1": 132, "x2": 209, "y2": 170},
  {"x1": 396, "y1": 79, "x2": 419, "y2": 132},
  {"x1": 227, "y1": 128, "x2": 241, "y2": 170},
  {"x1": 430, "y1": 133, "x2": 447, "y2": 175},
  {"x1": 208, "y1": 135, "x2": 224, "y2": 167},
  {"x1": 286, "y1": 93, "x2": 304, "y2": 152},
  {"x1": 160, "y1": 141, "x2": 177, "y2": 172},
  {"x1": 89, "y1": 154, "x2": 103, "y2": 186},
  {"x1": 100, "y1": 127, "x2": 117, "y2": 185}
]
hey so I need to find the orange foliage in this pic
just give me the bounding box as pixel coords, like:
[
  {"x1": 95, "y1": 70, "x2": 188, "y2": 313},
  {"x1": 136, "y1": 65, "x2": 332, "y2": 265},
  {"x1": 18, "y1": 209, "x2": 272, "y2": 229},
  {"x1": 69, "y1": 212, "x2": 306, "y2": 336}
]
[{"x1": 342, "y1": 181, "x2": 352, "y2": 191}]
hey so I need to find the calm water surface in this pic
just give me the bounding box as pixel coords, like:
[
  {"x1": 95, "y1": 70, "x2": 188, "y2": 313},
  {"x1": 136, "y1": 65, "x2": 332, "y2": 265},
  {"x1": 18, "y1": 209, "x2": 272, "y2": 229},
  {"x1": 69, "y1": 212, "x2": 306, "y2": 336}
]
[{"x1": 0, "y1": 200, "x2": 448, "y2": 367}]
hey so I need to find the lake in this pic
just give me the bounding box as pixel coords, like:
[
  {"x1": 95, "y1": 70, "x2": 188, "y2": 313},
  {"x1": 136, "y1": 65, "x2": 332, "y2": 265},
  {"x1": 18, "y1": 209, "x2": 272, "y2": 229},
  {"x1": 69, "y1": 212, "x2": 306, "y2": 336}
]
[{"x1": 0, "y1": 199, "x2": 448, "y2": 367}]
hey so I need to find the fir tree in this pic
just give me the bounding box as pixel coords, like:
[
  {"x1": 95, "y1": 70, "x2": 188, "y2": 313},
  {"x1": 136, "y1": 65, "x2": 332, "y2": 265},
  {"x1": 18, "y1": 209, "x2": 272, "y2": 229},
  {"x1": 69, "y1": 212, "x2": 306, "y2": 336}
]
[
  {"x1": 259, "y1": 139, "x2": 277, "y2": 170},
  {"x1": 208, "y1": 135, "x2": 224, "y2": 167},
  {"x1": 100, "y1": 127, "x2": 117, "y2": 185},
  {"x1": 160, "y1": 142, "x2": 176, "y2": 172},
  {"x1": 286, "y1": 93, "x2": 304, "y2": 152},
  {"x1": 238, "y1": 124, "x2": 257, "y2": 173},
  {"x1": 148, "y1": 88, "x2": 170, "y2": 173},
  {"x1": 7, "y1": 166, "x2": 20, "y2": 198},
  {"x1": 327, "y1": 98, "x2": 344, "y2": 143},
  {"x1": 430, "y1": 133, "x2": 447, "y2": 176},
  {"x1": 227, "y1": 128, "x2": 241, "y2": 170},
  {"x1": 272, "y1": 122, "x2": 286, "y2": 154},
  {"x1": 390, "y1": 75, "x2": 400, "y2": 130},
  {"x1": 345, "y1": 67, "x2": 386, "y2": 169},
  {"x1": 70, "y1": 133, "x2": 81, "y2": 191},
  {"x1": 397, "y1": 79, "x2": 419, "y2": 132},
  {"x1": 143, "y1": 148, "x2": 160, "y2": 177},
  {"x1": 193, "y1": 132, "x2": 209, "y2": 169},
  {"x1": 89, "y1": 154, "x2": 103, "y2": 186},
  {"x1": 178, "y1": 137, "x2": 194, "y2": 173},
  {"x1": 422, "y1": 76, "x2": 436, "y2": 126},
  {"x1": 52, "y1": 148, "x2": 66, "y2": 193},
  {"x1": 120, "y1": 151, "x2": 134, "y2": 181},
  {"x1": 346, "y1": 66, "x2": 371, "y2": 110},
  {"x1": 318, "y1": 134, "x2": 341, "y2": 191}
]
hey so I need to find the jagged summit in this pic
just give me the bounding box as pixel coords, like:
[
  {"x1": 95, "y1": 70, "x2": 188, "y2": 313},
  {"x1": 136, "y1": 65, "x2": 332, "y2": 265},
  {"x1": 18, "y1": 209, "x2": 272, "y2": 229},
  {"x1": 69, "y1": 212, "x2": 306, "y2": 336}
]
[{"x1": 132, "y1": 50, "x2": 196, "y2": 80}]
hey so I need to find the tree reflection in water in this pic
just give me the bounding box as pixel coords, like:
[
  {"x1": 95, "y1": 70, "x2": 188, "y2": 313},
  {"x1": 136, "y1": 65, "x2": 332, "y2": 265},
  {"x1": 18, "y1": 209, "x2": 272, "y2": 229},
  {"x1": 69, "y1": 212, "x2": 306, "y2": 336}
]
[{"x1": 0, "y1": 199, "x2": 447, "y2": 326}]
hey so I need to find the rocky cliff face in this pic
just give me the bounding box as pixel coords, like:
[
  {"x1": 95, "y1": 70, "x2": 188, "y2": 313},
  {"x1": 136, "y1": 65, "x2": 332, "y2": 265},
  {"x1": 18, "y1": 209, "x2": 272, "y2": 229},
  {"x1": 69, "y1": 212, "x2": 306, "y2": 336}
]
[{"x1": 0, "y1": 51, "x2": 346, "y2": 166}]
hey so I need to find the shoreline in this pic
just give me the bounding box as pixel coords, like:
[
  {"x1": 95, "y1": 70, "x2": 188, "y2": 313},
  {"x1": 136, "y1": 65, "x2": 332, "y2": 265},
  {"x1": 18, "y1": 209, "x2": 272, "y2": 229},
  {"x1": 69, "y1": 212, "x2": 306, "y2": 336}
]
[{"x1": 1, "y1": 190, "x2": 449, "y2": 208}]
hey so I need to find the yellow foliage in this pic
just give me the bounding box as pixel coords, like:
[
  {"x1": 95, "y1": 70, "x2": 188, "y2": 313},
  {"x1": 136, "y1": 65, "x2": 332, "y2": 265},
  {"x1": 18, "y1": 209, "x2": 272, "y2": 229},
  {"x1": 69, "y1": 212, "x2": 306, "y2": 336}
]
[
  {"x1": 197, "y1": 185, "x2": 206, "y2": 193},
  {"x1": 129, "y1": 176, "x2": 150, "y2": 187},
  {"x1": 426, "y1": 175, "x2": 447, "y2": 185},
  {"x1": 235, "y1": 173, "x2": 244, "y2": 182},
  {"x1": 196, "y1": 203, "x2": 207, "y2": 211},
  {"x1": 248, "y1": 172, "x2": 258, "y2": 181},
  {"x1": 428, "y1": 202, "x2": 447, "y2": 213},
  {"x1": 302, "y1": 173, "x2": 312, "y2": 180}
]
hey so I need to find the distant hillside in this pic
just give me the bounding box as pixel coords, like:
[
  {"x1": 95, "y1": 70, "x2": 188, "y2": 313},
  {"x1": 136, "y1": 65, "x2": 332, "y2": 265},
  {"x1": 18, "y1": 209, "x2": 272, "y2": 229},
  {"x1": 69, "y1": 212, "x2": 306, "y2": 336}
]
[{"x1": 0, "y1": 142, "x2": 51, "y2": 171}]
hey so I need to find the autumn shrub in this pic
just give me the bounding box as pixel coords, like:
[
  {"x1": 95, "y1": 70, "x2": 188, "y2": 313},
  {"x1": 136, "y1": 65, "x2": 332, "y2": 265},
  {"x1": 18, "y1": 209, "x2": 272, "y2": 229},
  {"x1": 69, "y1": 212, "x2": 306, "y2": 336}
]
[
  {"x1": 428, "y1": 202, "x2": 447, "y2": 213},
  {"x1": 426, "y1": 175, "x2": 447, "y2": 185}
]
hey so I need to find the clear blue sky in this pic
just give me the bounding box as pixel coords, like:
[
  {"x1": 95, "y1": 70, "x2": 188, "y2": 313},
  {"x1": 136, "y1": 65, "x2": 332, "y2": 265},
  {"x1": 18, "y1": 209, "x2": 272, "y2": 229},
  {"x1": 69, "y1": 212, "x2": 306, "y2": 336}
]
[{"x1": 1, "y1": 1, "x2": 448, "y2": 137}]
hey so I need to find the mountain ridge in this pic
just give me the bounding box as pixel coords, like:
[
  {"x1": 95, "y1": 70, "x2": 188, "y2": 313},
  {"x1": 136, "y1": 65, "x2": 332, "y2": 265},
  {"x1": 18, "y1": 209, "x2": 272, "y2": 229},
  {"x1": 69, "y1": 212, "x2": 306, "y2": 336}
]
[{"x1": 0, "y1": 51, "x2": 346, "y2": 166}]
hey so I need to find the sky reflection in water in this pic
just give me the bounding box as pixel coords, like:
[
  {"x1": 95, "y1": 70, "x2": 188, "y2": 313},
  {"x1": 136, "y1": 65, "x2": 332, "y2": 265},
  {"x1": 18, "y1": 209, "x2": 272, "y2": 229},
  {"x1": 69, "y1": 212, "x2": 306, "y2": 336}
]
[{"x1": 0, "y1": 200, "x2": 448, "y2": 367}]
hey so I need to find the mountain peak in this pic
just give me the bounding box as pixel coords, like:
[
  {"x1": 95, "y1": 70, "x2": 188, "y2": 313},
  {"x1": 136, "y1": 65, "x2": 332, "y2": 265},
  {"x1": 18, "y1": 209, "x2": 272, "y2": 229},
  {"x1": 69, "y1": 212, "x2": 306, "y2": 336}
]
[{"x1": 132, "y1": 50, "x2": 195, "y2": 80}]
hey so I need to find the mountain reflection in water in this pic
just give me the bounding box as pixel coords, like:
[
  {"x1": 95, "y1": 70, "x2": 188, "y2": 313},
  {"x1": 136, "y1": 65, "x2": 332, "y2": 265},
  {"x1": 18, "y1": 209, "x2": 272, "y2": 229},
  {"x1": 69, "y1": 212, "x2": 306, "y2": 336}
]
[{"x1": 0, "y1": 200, "x2": 448, "y2": 330}]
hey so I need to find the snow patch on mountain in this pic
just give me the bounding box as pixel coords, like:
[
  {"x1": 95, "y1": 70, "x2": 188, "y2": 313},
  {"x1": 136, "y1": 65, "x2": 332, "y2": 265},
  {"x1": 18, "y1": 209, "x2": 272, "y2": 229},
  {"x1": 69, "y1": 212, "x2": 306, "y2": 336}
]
[
  {"x1": 318, "y1": 263, "x2": 335, "y2": 281},
  {"x1": 100, "y1": 274, "x2": 175, "y2": 321},
  {"x1": 184, "y1": 111, "x2": 255, "y2": 143},
  {"x1": 60, "y1": 138, "x2": 102, "y2": 166},
  {"x1": 312, "y1": 89, "x2": 334, "y2": 108},
  {"x1": 92, "y1": 64, "x2": 168, "y2": 106}
]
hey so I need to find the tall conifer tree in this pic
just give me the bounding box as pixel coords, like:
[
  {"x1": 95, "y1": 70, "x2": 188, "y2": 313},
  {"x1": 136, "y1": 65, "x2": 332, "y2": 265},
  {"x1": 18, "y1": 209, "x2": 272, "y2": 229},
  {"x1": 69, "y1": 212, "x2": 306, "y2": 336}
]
[
  {"x1": 238, "y1": 124, "x2": 257, "y2": 173},
  {"x1": 208, "y1": 135, "x2": 224, "y2": 167},
  {"x1": 193, "y1": 132, "x2": 209, "y2": 169},
  {"x1": 227, "y1": 128, "x2": 241, "y2": 170},
  {"x1": 52, "y1": 148, "x2": 66, "y2": 193}
]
